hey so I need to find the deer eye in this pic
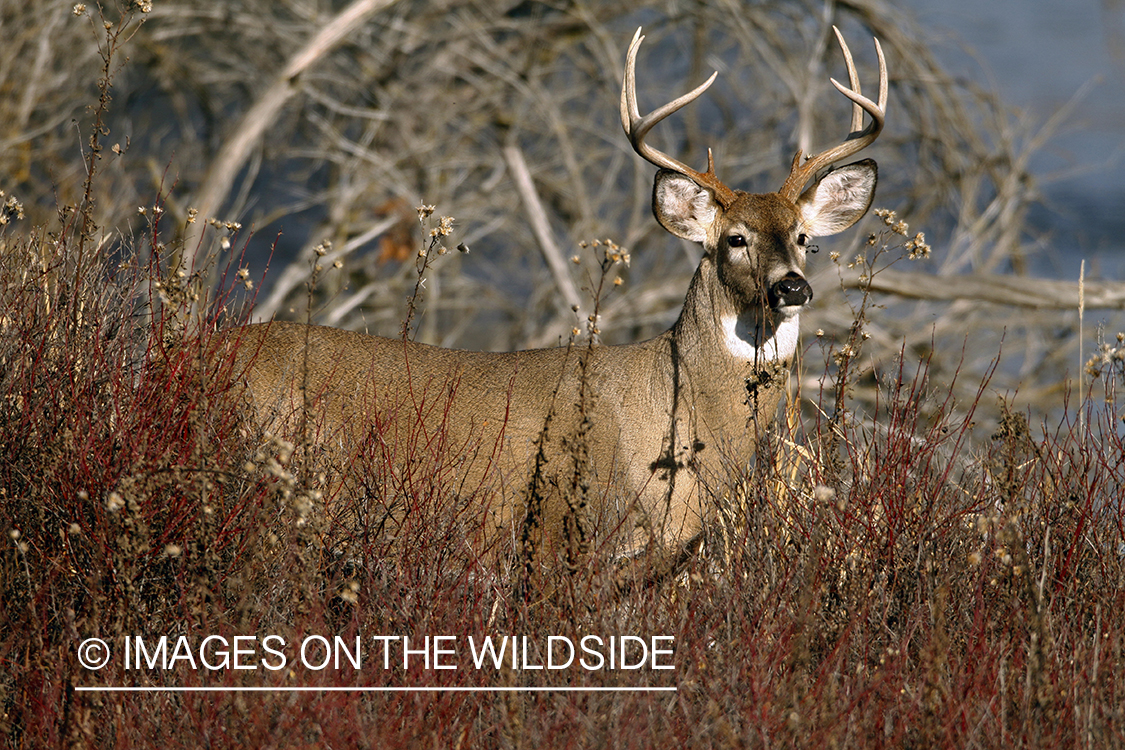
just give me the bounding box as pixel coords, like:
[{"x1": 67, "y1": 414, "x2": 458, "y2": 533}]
[
  {"x1": 727, "y1": 234, "x2": 747, "y2": 248},
  {"x1": 797, "y1": 233, "x2": 819, "y2": 253}
]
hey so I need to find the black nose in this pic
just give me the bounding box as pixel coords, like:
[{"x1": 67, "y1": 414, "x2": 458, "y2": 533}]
[{"x1": 768, "y1": 274, "x2": 812, "y2": 309}]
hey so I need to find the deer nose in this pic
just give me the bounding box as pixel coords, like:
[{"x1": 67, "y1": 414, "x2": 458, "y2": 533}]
[{"x1": 769, "y1": 273, "x2": 813, "y2": 309}]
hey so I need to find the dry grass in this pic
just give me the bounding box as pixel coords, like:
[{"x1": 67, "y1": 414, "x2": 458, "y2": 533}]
[{"x1": 3, "y1": 203, "x2": 1124, "y2": 747}]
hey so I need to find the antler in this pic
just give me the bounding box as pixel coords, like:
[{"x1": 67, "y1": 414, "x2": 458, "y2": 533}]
[
  {"x1": 621, "y1": 28, "x2": 738, "y2": 208},
  {"x1": 778, "y1": 26, "x2": 887, "y2": 202}
]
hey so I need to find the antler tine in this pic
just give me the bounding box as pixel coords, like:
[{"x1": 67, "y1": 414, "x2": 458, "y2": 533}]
[
  {"x1": 834, "y1": 26, "x2": 866, "y2": 134},
  {"x1": 621, "y1": 28, "x2": 736, "y2": 206},
  {"x1": 779, "y1": 26, "x2": 887, "y2": 202},
  {"x1": 831, "y1": 27, "x2": 887, "y2": 137}
]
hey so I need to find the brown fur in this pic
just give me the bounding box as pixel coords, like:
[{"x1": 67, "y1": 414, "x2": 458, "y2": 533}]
[{"x1": 214, "y1": 29, "x2": 884, "y2": 569}]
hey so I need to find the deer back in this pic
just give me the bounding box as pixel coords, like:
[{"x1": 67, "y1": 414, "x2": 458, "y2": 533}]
[{"x1": 217, "y1": 25, "x2": 888, "y2": 564}]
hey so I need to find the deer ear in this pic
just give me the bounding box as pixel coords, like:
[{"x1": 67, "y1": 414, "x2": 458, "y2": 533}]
[
  {"x1": 652, "y1": 169, "x2": 720, "y2": 243},
  {"x1": 796, "y1": 159, "x2": 877, "y2": 237}
]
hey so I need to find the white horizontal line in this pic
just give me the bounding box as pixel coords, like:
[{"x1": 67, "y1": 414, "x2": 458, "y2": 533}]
[{"x1": 75, "y1": 686, "x2": 677, "y2": 693}]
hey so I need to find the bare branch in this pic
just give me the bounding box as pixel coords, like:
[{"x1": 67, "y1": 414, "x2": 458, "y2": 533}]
[
  {"x1": 186, "y1": 0, "x2": 401, "y2": 265},
  {"x1": 841, "y1": 269, "x2": 1125, "y2": 310},
  {"x1": 502, "y1": 143, "x2": 584, "y2": 317}
]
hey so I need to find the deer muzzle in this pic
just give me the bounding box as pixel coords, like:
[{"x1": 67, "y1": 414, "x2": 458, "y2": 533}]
[{"x1": 768, "y1": 273, "x2": 813, "y2": 309}]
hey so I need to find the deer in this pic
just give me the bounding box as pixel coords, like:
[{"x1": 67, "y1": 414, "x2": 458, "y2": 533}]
[{"x1": 215, "y1": 26, "x2": 887, "y2": 576}]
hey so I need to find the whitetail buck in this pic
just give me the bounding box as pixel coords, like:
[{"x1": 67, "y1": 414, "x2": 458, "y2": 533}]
[{"x1": 218, "y1": 26, "x2": 886, "y2": 570}]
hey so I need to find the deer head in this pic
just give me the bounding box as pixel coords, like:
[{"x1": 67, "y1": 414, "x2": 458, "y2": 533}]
[{"x1": 621, "y1": 26, "x2": 886, "y2": 345}]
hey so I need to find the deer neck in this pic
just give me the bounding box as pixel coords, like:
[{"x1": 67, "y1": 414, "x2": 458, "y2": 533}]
[
  {"x1": 719, "y1": 308, "x2": 800, "y2": 366},
  {"x1": 657, "y1": 256, "x2": 795, "y2": 463},
  {"x1": 672, "y1": 256, "x2": 800, "y2": 372}
]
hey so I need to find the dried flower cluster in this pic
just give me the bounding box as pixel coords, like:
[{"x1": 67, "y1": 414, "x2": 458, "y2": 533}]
[
  {"x1": 874, "y1": 207, "x2": 930, "y2": 259},
  {"x1": 1085, "y1": 331, "x2": 1125, "y2": 380},
  {"x1": 236, "y1": 267, "x2": 252, "y2": 291},
  {"x1": 0, "y1": 191, "x2": 25, "y2": 226}
]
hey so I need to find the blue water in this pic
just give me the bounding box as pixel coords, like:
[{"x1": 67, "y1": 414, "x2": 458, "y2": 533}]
[{"x1": 904, "y1": 0, "x2": 1125, "y2": 281}]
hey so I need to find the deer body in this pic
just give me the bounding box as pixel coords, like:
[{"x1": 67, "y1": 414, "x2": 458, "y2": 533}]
[
  {"x1": 220, "y1": 27, "x2": 887, "y2": 563},
  {"x1": 223, "y1": 252, "x2": 793, "y2": 554}
]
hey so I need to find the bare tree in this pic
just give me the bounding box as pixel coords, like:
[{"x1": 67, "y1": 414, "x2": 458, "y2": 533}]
[{"x1": 2, "y1": 0, "x2": 1116, "y2": 421}]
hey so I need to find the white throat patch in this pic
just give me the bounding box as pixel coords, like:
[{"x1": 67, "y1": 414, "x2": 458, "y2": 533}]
[{"x1": 721, "y1": 310, "x2": 800, "y2": 364}]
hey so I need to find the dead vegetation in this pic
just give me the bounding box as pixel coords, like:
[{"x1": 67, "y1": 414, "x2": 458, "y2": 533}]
[
  {"x1": 1, "y1": 2, "x2": 1123, "y2": 748},
  {"x1": 3, "y1": 0, "x2": 1118, "y2": 419}
]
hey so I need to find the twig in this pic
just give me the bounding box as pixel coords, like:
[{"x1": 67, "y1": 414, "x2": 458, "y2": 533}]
[
  {"x1": 253, "y1": 215, "x2": 397, "y2": 321},
  {"x1": 187, "y1": 0, "x2": 400, "y2": 268},
  {"x1": 502, "y1": 143, "x2": 584, "y2": 317},
  {"x1": 839, "y1": 268, "x2": 1125, "y2": 310}
]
